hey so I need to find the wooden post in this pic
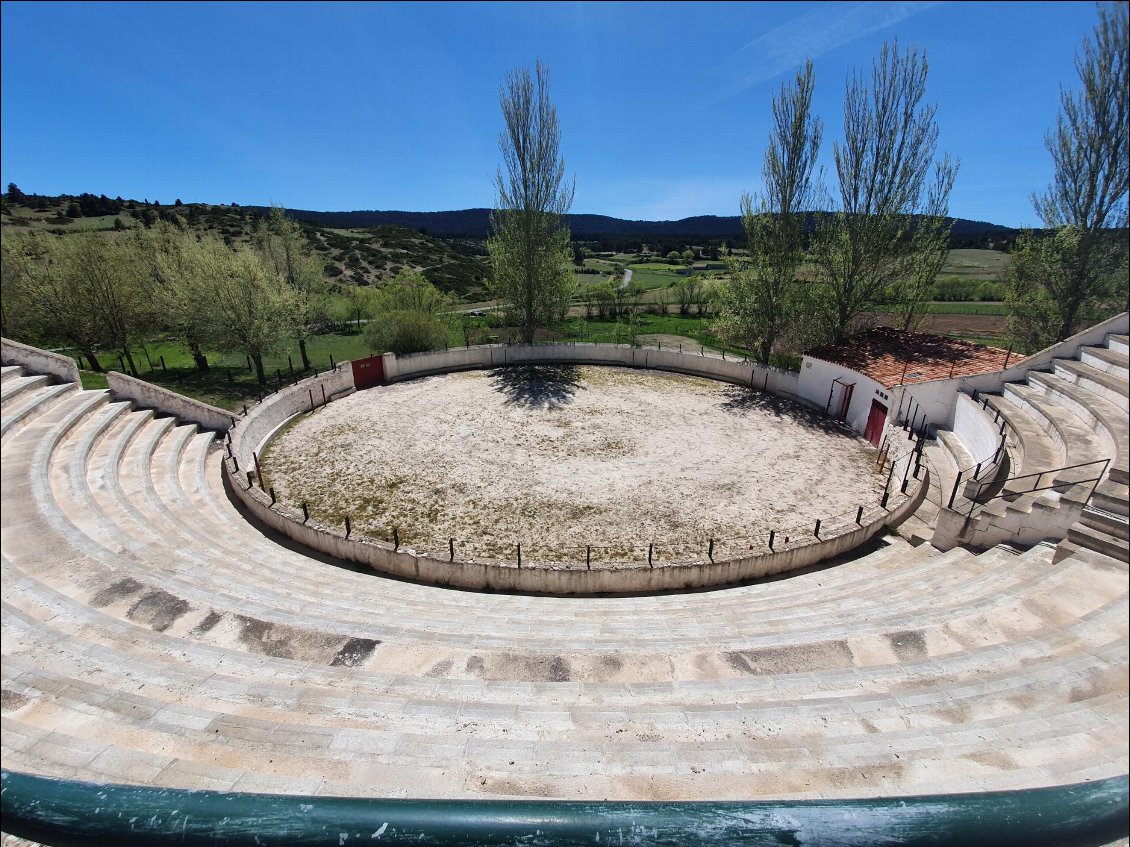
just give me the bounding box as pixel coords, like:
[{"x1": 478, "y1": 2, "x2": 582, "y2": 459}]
[
  {"x1": 345, "y1": 515, "x2": 351, "y2": 538},
  {"x1": 707, "y1": 538, "x2": 714, "y2": 562},
  {"x1": 269, "y1": 487, "x2": 276, "y2": 506},
  {"x1": 814, "y1": 519, "x2": 821, "y2": 538},
  {"x1": 768, "y1": 530, "x2": 775, "y2": 550},
  {"x1": 517, "y1": 543, "x2": 522, "y2": 569},
  {"x1": 586, "y1": 546, "x2": 591, "y2": 570},
  {"x1": 321, "y1": 385, "x2": 327, "y2": 406},
  {"x1": 309, "y1": 389, "x2": 314, "y2": 413},
  {"x1": 449, "y1": 538, "x2": 455, "y2": 562},
  {"x1": 856, "y1": 506, "x2": 864, "y2": 525},
  {"x1": 392, "y1": 527, "x2": 399, "y2": 551},
  {"x1": 301, "y1": 502, "x2": 309, "y2": 523},
  {"x1": 648, "y1": 543, "x2": 653, "y2": 568},
  {"x1": 252, "y1": 452, "x2": 265, "y2": 490}
]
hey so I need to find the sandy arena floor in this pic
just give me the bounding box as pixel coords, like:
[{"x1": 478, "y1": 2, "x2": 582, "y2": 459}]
[{"x1": 263, "y1": 366, "x2": 885, "y2": 567}]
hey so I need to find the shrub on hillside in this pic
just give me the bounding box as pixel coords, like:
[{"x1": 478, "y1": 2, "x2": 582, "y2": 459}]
[{"x1": 364, "y1": 310, "x2": 449, "y2": 355}]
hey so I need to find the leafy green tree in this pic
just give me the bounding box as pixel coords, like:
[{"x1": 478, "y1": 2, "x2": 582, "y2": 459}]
[
  {"x1": 206, "y1": 247, "x2": 297, "y2": 385},
  {"x1": 487, "y1": 61, "x2": 576, "y2": 343},
  {"x1": 363, "y1": 273, "x2": 452, "y2": 355},
  {"x1": 254, "y1": 205, "x2": 328, "y2": 370},
  {"x1": 132, "y1": 223, "x2": 222, "y2": 371},
  {"x1": 1, "y1": 232, "x2": 65, "y2": 350},
  {"x1": 680, "y1": 249, "x2": 695, "y2": 265},
  {"x1": 1008, "y1": 2, "x2": 1128, "y2": 348},
  {"x1": 6, "y1": 183, "x2": 26, "y2": 204},
  {"x1": 67, "y1": 233, "x2": 154, "y2": 376},
  {"x1": 811, "y1": 41, "x2": 957, "y2": 342},
  {"x1": 717, "y1": 60, "x2": 822, "y2": 364},
  {"x1": 674, "y1": 275, "x2": 704, "y2": 316}
]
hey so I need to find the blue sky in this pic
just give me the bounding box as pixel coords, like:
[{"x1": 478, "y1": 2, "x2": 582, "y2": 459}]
[{"x1": 0, "y1": 1, "x2": 1106, "y2": 227}]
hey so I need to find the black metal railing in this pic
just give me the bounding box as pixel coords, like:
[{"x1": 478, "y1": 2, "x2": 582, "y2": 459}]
[{"x1": 957, "y1": 457, "x2": 1111, "y2": 519}]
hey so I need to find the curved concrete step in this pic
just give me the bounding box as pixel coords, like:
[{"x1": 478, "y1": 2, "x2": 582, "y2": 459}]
[
  {"x1": 1054, "y1": 358, "x2": 1129, "y2": 412},
  {"x1": 2, "y1": 380, "x2": 1127, "y2": 803},
  {"x1": 1081, "y1": 344, "x2": 1129, "y2": 379},
  {"x1": 1026, "y1": 371, "x2": 1128, "y2": 485},
  {"x1": 0, "y1": 374, "x2": 49, "y2": 404},
  {"x1": 1, "y1": 382, "x2": 77, "y2": 440}
]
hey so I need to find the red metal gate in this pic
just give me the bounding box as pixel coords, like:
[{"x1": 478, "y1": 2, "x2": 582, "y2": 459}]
[
  {"x1": 864, "y1": 399, "x2": 888, "y2": 447},
  {"x1": 351, "y1": 355, "x2": 386, "y2": 390}
]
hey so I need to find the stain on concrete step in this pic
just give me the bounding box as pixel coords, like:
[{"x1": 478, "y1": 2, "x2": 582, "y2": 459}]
[
  {"x1": 463, "y1": 653, "x2": 573, "y2": 682},
  {"x1": 89, "y1": 577, "x2": 143, "y2": 608},
  {"x1": 329, "y1": 637, "x2": 380, "y2": 668},
  {"x1": 723, "y1": 640, "x2": 854, "y2": 675},
  {"x1": 191, "y1": 610, "x2": 224, "y2": 635},
  {"x1": 884, "y1": 629, "x2": 929, "y2": 661},
  {"x1": 1, "y1": 689, "x2": 31, "y2": 712},
  {"x1": 127, "y1": 589, "x2": 190, "y2": 632}
]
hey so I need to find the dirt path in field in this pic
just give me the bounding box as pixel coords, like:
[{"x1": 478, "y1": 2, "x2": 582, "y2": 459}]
[{"x1": 264, "y1": 366, "x2": 885, "y2": 567}]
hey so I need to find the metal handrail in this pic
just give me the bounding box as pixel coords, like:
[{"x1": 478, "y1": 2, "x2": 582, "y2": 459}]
[
  {"x1": 961, "y1": 457, "x2": 1111, "y2": 519},
  {"x1": 3, "y1": 769, "x2": 1126, "y2": 847}
]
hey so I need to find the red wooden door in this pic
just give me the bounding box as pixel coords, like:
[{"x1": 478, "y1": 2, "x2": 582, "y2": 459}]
[
  {"x1": 864, "y1": 399, "x2": 887, "y2": 447},
  {"x1": 351, "y1": 355, "x2": 386, "y2": 390}
]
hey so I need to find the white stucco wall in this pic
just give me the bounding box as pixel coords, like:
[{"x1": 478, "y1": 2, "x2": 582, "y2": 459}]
[{"x1": 798, "y1": 357, "x2": 890, "y2": 435}]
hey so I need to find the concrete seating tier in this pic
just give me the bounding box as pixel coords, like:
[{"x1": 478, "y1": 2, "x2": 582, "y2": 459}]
[
  {"x1": 929, "y1": 334, "x2": 1129, "y2": 559},
  {"x1": 2, "y1": 365, "x2": 1127, "y2": 802}
]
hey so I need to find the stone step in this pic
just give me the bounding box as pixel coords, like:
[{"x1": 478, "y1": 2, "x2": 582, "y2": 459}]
[
  {"x1": 1091, "y1": 479, "x2": 1129, "y2": 518},
  {"x1": 1081, "y1": 344, "x2": 1129, "y2": 378},
  {"x1": 1107, "y1": 333, "x2": 1128, "y2": 356},
  {"x1": 982, "y1": 393, "x2": 1064, "y2": 486},
  {"x1": 1, "y1": 382, "x2": 77, "y2": 440},
  {"x1": 1023, "y1": 371, "x2": 1127, "y2": 485},
  {"x1": 1066, "y1": 522, "x2": 1130, "y2": 562},
  {"x1": 1003, "y1": 383, "x2": 1108, "y2": 470},
  {"x1": 1080, "y1": 505, "x2": 1130, "y2": 542},
  {"x1": 0, "y1": 373, "x2": 49, "y2": 404},
  {"x1": 0, "y1": 364, "x2": 24, "y2": 383},
  {"x1": 1053, "y1": 358, "x2": 1129, "y2": 411}
]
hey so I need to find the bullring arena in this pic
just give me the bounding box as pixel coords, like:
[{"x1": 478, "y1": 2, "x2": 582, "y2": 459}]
[
  {"x1": 1, "y1": 322, "x2": 1128, "y2": 844},
  {"x1": 263, "y1": 366, "x2": 884, "y2": 568}
]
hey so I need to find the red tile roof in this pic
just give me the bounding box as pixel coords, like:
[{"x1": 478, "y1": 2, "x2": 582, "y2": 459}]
[{"x1": 805, "y1": 327, "x2": 1020, "y2": 388}]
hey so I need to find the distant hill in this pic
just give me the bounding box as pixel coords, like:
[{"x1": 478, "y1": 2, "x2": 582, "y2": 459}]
[
  {"x1": 254, "y1": 206, "x2": 1019, "y2": 248},
  {"x1": 0, "y1": 194, "x2": 491, "y2": 298}
]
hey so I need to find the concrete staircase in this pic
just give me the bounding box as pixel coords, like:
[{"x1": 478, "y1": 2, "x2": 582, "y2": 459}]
[
  {"x1": 928, "y1": 333, "x2": 1128, "y2": 560},
  {"x1": 1, "y1": 364, "x2": 1126, "y2": 802}
]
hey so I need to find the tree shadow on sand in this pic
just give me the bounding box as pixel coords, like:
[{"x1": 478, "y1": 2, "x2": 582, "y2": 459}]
[
  {"x1": 718, "y1": 385, "x2": 855, "y2": 438},
  {"x1": 489, "y1": 365, "x2": 582, "y2": 410}
]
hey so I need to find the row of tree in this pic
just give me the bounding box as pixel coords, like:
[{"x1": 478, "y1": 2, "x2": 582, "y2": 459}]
[
  {"x1": 1, "y1": 207, "x2": 332, "y2": 384},
  {"x1": 718, "y1": 3, "x2": 1127, "y2": 362}
]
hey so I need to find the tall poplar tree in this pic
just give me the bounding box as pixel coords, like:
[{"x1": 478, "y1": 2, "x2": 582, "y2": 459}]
[
  {"x1": 811, "y1": 41, "x2": 957, "y2": 342},
  {"x1": 487, "y1": 61, "x2": 575, "y2": 343},
  {"x1": 717, "y1": 60, "x2": 822, "y2": 364},
  {"x1": 1007, "y1": 2, "x2": 1128, "y2": 350}
]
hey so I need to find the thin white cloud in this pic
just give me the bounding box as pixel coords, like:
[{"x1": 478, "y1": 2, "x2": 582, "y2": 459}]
[{"x1": 708, "y1": 1, "x2": 943, "y2": 100}]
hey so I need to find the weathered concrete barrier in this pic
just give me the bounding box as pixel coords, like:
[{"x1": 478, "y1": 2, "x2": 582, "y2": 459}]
[
  {"x1": 226, "y1": 344, "x2": 919, "y2": 594},
  {"x1": 106, "y1": 371, "x2": 237, "y2": 434},
  {"x1": 1, "y1": 337, "x2": 81, "y2": 385}
]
